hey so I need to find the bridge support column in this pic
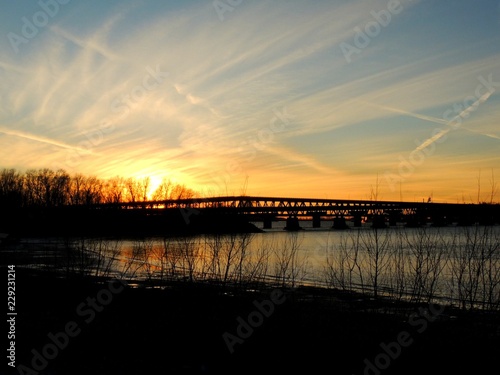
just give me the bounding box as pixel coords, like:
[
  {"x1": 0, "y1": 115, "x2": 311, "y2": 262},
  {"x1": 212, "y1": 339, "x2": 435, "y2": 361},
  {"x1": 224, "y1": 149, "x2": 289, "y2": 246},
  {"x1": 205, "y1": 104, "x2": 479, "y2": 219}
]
[
  {"x1": 389, "y1": 212, "x2": 399, "y2": 226},
  {"x1": 353, "y1": 214, "x2": 362, "y2": 227},
  {"x1": 284, "y1": 216, "x2": 301, "y2": 231},
  {"x1": 372, "y1": 214, "x2": 387, "y2": 229},
  {"x1": 312, "y1": 213, "x2": 322, "y2": 228},
  {"x1": 263, "y1": 216, "x2": 273, "y2": 229},
  {"x1": 332, "y1": 217, "x2": 349, "y2": 229}
]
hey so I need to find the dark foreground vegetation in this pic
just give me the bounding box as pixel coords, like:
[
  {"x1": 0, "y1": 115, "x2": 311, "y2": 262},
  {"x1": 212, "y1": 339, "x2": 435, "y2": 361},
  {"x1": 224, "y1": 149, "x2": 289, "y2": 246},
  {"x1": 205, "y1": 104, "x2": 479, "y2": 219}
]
[{"x1": 4, "y1": 266, "x2": 500, "y2": 375}]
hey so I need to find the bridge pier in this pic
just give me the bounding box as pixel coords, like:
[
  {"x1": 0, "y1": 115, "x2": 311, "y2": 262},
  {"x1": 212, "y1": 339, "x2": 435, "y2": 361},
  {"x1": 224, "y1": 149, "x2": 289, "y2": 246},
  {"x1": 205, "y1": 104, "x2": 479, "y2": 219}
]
[
  {"x1": 353, "y1": 213, "x2": 362, "y2": 227},
  {"x1": 263, "y1": 215, "x2": 273, "y2": 229},
  {"x1": 312, "y1": 213, "x2": 322, "y2": 228},
  {"x1": 371, "y1": 214, "x2": 387, "y2": 229},
  {"x1": 389, "y1": 212, "x2": 399, "y2": 226},
  {"x1": 284, "y1": 216, "x2": 301, "y2": 231},
  {"x1": 332, "y1": 217, "x2": 349, "y2": 229}
]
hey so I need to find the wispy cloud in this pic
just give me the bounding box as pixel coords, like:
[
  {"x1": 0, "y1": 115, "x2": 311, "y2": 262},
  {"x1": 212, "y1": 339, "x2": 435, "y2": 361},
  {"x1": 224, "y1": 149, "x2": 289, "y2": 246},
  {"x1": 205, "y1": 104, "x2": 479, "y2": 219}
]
[
  {"x1": 0, "y1": 126, "x2": 95, "y2": 154},
  {"x1": 414, "y1": 91, "x2": 494, "y2": 152}
]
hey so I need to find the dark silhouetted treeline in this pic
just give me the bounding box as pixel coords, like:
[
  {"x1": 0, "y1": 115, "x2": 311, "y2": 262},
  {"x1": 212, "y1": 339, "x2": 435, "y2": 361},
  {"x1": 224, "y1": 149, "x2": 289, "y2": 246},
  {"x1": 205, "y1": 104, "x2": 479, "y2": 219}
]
[
  {"x1": 0, "y1": 168, "x2": 198, "y2": 237},
  {"x1": 0, "y1": 168, "x2": 197, "y2": 209}
]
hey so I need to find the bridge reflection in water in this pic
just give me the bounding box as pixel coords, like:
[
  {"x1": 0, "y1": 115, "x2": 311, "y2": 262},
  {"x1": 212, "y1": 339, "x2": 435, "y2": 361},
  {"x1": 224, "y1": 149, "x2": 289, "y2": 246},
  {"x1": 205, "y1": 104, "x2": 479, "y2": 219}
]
[{"x1": 89, "y1": 196, "x2": 500, "y2": 230}]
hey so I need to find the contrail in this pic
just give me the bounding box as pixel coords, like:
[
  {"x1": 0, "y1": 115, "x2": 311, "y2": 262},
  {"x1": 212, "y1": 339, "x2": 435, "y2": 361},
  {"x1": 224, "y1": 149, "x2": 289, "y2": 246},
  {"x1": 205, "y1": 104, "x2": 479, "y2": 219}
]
[
  {"x1": 415, "y1": 90, "x2": 493, "y2": 152},
  {"x1": 364, "y1": 90, "x2": 495, "y2": 153},
  {"x1": 461, "y1": 128, "x2": 500, "y2": 141},
  {"x1": 50, "y1": 25, "x2": 117, "y2": 61},
  {"x1": 414, "y1": 128, "x2": 450, "y2": 152},
  {"x1": 448, "y1": 91, "x2": 492, "y2": 125},
  {"x1": 0, "y1": 127, "x2": 96, "y2": 154},
  {"x1": 364, "y1": 103, "x2": 449, "y2": 126},
  {"x1": 265, "y1": 145, "x2": 337, "y2": 175}
]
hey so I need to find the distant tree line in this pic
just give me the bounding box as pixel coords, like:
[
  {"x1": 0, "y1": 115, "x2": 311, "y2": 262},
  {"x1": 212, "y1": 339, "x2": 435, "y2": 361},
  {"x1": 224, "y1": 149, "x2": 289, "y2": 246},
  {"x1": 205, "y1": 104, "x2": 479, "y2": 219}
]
[{"x1": 0, "y1": 168, "x2": 197, "y2": 210}]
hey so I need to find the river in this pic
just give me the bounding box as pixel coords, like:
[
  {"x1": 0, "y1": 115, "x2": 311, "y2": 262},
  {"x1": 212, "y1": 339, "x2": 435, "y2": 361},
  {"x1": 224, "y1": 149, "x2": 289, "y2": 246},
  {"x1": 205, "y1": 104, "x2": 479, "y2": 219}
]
[{"x1": 5, "y1": 222, "x2": 500, "y2": 309}]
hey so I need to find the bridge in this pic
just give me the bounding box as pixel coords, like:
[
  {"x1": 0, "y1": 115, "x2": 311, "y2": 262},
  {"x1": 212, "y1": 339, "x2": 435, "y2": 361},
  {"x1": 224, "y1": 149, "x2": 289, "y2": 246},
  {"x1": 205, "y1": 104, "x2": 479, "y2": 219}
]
[{"x1": 89, "y1": 196, "x2": 500, "y2": 230}]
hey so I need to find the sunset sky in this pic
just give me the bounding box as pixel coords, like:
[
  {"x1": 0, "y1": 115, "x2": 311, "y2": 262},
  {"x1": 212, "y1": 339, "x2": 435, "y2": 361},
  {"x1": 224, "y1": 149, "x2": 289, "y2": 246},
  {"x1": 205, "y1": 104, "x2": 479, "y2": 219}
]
[{"x1": 1, "y1": 0, "x2": 499, "y2": 202}]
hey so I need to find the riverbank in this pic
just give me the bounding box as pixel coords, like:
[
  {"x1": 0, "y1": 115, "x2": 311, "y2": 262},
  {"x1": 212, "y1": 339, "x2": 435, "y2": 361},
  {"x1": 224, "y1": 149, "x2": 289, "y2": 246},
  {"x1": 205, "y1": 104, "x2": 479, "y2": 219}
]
[
  {"x1": 4, "y1": 266, "x2": 500, "y2": 375},
  {"x1": 0, "y1": 207, "x2": 263, "y2": 239}
]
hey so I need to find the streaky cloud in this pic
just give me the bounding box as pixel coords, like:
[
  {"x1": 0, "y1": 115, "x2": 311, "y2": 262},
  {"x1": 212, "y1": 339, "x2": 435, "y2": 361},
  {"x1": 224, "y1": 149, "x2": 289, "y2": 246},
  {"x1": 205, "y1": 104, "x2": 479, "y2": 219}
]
[
  {"x1": 0, "y1": 126, "x2": 96, "y2": 155},
  {"x1": 415, "y1": 91, "x2": 494, "y2": 152}
]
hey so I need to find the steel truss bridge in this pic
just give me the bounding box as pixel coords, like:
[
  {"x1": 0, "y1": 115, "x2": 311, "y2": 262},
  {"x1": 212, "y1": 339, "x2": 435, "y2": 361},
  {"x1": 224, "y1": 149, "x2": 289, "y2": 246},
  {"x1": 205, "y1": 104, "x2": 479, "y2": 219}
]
[{"x1": 91, "y1": 196, "x2": 500, "y2": 228}]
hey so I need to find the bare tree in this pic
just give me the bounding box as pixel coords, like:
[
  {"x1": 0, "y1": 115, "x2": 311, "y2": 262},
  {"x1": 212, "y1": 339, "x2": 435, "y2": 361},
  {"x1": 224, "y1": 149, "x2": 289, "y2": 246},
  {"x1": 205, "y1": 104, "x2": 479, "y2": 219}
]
[
  {"x1": 70, "y1": 174, "x2": 103, "y2": 205},
  {"x1": 403, "y1": 228, "x2": 448, "y2": 304},
  {"x1": 244, "y1": 237, "x2": 271, "y2": 287},
  {"x1": 139, "y1": 177, "x2": 151, "y2": 202},
  {"x1": 385, "y1": 229, "x2": 409, "y2": 302},
  {"x1": 102, "y1": 176, "x2": 126, "y2": 203},
  {"x1": 171, "y1": 183, "x2": 197, "y2": 199},
  {"x1": 489, "y1": 169, "x2": 498, "y2": 204},
  {"x1": 448, "y1": 226, "x2": 500, "y2": 310},
  {"x1": 233, "y1": 232, "x2": 254, "y2": 287},
  {"x1": 325, "y1": 230, "x2": 365, "y2": 294},
  {"x1": 151, "y1": 177, "x2": 172, "y2": 201},
  {"x1": 273, "y1": 232, "x2": 307, "y2": 288},
  {"x1": 178, "y1": 235, "x2": 200, "y2": 282},
  {"x1": 161, "y1": 235, "x2": 183, "y2": 281},
  {"x1": 124, "y1": 177, "x2": 140, "y2": 203},
  {"x1": 360, "y1": 227, "x2": 391, "y2": 299},
  {"x1": 0, "y1": 168, "x2": 24, "y2": 209}
]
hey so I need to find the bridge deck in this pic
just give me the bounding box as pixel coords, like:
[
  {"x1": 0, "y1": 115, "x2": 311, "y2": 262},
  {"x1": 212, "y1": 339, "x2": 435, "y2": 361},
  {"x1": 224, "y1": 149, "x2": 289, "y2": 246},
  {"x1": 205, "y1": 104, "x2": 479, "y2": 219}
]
[{"x1": 85, "y1": 196, "x2": 497, "y2": 219}]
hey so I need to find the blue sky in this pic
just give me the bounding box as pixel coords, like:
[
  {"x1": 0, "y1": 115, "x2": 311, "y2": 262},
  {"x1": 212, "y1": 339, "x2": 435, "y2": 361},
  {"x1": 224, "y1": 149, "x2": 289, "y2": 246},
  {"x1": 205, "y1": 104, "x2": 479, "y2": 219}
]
[{"x1": 1, "y1": 0, "x2": 499, "y2": 201}]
